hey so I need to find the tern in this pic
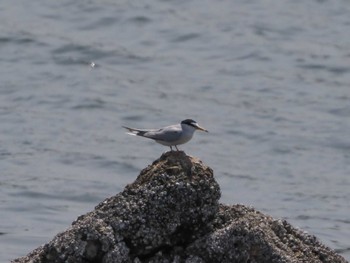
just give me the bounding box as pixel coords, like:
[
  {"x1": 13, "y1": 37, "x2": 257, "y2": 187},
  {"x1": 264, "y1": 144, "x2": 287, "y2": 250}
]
[{"x1": 123, "y1": 119, "x2": 208, "y2": 151}]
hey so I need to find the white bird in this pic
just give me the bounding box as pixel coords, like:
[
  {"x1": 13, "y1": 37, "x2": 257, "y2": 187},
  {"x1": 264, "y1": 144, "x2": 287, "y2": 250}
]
[{"x1": 123, "y1": 119, "x2": 208, "y2": 151}]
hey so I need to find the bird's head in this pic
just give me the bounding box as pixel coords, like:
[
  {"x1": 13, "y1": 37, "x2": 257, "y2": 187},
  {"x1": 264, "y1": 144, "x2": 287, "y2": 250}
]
[{"x1": 181, "y1": 119, "x2": 208, "y2": 132}]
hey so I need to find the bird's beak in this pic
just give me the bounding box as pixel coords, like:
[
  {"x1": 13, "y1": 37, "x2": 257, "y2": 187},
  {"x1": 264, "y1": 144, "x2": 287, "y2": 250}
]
[{"x1": 195, "y1": 124, "x2": 208, "y2": 132}]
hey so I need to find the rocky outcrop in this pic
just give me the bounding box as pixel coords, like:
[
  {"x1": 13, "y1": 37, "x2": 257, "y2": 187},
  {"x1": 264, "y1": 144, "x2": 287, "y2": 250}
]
[{"x1": 13, "y1": 151, "x2": 347, "y2": 263}]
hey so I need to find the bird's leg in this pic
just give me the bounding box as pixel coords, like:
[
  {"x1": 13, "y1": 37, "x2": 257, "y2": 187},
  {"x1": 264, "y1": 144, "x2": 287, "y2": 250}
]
[
  {"x1": 175, "y1": 145, "x2": 179, "y2": 151},
  {"x1": 170, "y1": 146, "x2": 173, "y2": 151}
]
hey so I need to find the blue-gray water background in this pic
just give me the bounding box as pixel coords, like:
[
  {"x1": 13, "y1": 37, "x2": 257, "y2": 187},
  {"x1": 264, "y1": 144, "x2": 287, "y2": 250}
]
[{"x1": 1, "y1": 0, "x2": 350, "y2": 261}]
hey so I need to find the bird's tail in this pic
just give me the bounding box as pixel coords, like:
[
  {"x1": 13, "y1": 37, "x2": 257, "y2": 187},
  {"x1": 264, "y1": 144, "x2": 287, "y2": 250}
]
[{"x1": 122, "y1": 126, "x2": 148, "y2": 137}]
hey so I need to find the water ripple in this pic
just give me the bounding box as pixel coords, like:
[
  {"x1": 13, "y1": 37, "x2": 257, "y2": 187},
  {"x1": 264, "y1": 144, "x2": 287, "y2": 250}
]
[
  {"x1": 171, "y1": 33, "x2": 201, "y2": 43},
  {"x1": 297, "y1": 63, "x2": 350, "y2": 75}
]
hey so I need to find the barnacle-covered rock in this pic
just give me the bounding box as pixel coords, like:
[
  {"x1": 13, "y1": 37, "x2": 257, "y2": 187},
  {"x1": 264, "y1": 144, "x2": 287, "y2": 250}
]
[
  {"x1": 12, "y1": 152, "x2": 347, "y2": 263},
  {"x1": 186, "y1": 204, "x2": 347, "y2": 263}
]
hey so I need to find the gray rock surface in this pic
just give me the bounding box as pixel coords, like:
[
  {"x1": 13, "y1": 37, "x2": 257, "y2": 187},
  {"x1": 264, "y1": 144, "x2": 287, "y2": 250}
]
[{"x1": 13, "y1": 151, "x2": 347, "y2": 263}]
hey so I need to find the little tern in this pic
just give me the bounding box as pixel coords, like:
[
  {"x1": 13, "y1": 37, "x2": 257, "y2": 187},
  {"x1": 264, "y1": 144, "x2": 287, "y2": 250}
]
[{"x1": 123, "y1": 119, "x2": 208, "y2": 151}]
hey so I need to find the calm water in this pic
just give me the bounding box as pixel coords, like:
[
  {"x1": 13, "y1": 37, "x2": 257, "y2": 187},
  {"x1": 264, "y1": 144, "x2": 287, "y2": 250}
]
[{"x1": 1, "y1": 0, "x2": 350, "y2": 261}]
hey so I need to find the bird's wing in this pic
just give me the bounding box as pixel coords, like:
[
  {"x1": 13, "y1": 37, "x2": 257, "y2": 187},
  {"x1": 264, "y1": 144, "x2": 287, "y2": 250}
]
[
  {"x1": 123, "y1": 125, "x2": 182, "y2": 142},
  {"x1": 144, "y1": 126, "x2": 182, "y2": 142}
]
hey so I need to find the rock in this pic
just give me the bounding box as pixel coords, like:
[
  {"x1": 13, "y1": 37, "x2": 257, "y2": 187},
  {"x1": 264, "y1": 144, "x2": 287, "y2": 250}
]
[
  {"x1": 187, "y1": 204, "x2": 347, "y2": 263},
  {"x1": 12, "y1": 151, "x2": 347, "y2": 263}
]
